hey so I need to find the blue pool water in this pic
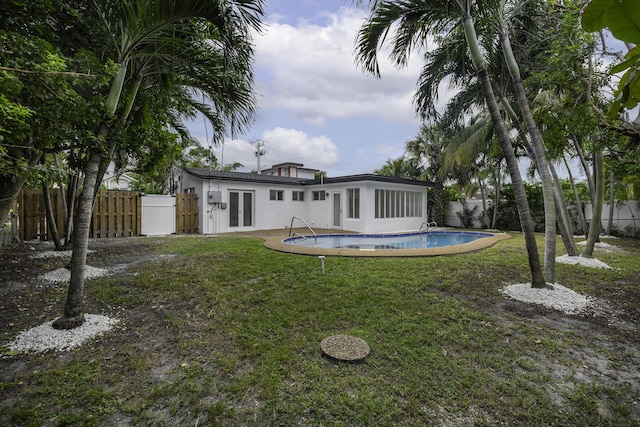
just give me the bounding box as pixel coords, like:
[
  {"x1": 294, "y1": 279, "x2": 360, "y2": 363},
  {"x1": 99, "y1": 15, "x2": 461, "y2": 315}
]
[{"x1": 284, "y1": 231, "x2": 493, "y2": 250}]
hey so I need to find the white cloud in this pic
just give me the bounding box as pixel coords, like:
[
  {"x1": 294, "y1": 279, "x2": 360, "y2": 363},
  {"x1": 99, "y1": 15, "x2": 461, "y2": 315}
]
[
  {"x1": 254, "y1": 7, "x2": 425, "y2": 126},
  {"x1": 262, "y1": 127, "x2": 339, "y2": 166},
  {"x1": 206, "y1": 127, "x2": 339, "y2": 172}
]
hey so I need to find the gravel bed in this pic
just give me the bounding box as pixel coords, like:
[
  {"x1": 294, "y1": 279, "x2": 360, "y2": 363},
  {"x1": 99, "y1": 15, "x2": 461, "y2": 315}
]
[
  {"x1": 5, "y1": 314, "x2": 119, "y2": 353},
  {"x1": 576, "y1": 240, "x2": 615, "y2": 249},
  {"x1": 502, "y1": 283, "x2": 594, "y2": 314},
  {"x1": 556, "y1": 254, "x2": 611, "y2": 269},
  {"x1": 40, "y1": 266, "x2": 109, "y2": 284},
  {"x1": 31, "y1": 250, "x2": 94, "y2": 259}
]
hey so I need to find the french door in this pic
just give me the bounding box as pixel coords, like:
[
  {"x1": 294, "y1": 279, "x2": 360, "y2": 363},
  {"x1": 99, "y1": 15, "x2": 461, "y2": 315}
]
[{"x1": 229, "y1": 191, "x2": 253, "y2": 228}]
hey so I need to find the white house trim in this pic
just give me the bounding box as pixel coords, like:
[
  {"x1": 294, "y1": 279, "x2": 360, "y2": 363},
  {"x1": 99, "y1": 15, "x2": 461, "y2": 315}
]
[{"x1": 182, "y1": 167, "x2": 432, "y2": 234}]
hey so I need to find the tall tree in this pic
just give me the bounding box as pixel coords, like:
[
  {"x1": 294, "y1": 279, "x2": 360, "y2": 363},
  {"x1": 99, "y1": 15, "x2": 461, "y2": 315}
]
[
  {"x1": 440, "y1": 113, "x2": 505, "y2": 228},
  {"x1": 405, "y1": 124, "x2": 448, "y2": 225},
  {"x1": 355, "y1": 0, "x2": 546, "y2": 287},
  {"x1": 52, "y1": 0, "x2": 264, "y2": 329},
  {"x1": 493, "y1": 0, "x2": 558, "y2": 280},
  {"x1": 0, "y1": 0, "x2": 101, "y2": 224}
]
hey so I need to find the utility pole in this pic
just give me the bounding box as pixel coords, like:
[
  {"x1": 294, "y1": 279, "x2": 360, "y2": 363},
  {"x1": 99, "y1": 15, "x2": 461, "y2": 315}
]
[{"x1": 254, "y1": 140, "x2": 267, "y2": 174}]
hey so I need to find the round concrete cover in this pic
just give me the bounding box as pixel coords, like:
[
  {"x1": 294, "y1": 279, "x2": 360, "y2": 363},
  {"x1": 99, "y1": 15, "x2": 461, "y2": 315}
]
[{"x1": 320, "y1": 334, "x2": 370, "y2": 361}]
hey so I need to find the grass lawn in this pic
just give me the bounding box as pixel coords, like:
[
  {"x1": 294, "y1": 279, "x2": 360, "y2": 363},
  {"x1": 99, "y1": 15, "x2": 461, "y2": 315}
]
[{"x1": 1, "y1": 232, "x2": 639, "y2": 426}]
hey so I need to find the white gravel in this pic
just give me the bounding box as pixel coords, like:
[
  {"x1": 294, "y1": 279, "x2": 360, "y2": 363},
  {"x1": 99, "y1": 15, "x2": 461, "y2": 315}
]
[
  {"x1": 5, "y1": 314, "x2": 119, "y2": 353},
  {"x1": 556, "y1": 254, "x2": 612, "y2": 269},
  {"x1": 576, "y1": 240, "x2": 615, "y2": 249},
  {"x1": 502, "y1": 283, "x2": 594, "y2": 314},
  {"x1": 31, "y1": 249, "x2": 94, "y2": 259},
  {"x1": 40, "y1": 266, "x2": 109, "y2": 284}
]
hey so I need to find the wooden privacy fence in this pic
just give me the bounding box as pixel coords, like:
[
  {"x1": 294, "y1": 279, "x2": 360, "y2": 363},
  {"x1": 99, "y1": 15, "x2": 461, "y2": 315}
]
[
  {"x1": 175, "y1": 193, "x2": 198, "y2": 234},
  {"x1": 13, "y1": 189, "x2": 198, "y2": 241}
]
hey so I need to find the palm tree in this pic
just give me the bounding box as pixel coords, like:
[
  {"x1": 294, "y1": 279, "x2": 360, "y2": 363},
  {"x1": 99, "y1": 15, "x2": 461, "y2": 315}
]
[
  {"x1": 53, "y1": 0, "x2": 264, "y2": 329},
  {"x1": 440, "y1": 113, "x2": 506, "y2": 228},
  {"x1": 375, "y1": 156, "x2": 423, "y2": 179},
  {"x1": 405, "y1": 124, "x2": 448, "y2": 224},
  {"x1": 355, "y1": 0, "x2": 546, "y2": 287},
  {"x1": 491, "y1": 1, "x2": 558, "y2": 280}
]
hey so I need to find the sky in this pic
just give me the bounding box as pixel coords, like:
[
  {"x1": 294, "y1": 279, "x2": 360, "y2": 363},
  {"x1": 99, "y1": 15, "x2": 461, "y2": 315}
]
[
  {"x1": 183, "y1": 0, "x2": 614, "y2": 181},
  {"x1": 186, "y1": 0, "x2": 431, "y2": 177}
]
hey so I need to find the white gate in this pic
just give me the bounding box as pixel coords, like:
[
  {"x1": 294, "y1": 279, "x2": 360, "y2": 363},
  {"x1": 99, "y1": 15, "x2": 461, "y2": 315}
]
[{"x1": 141, "y1": 195, "x2": 176, "y2": 235}]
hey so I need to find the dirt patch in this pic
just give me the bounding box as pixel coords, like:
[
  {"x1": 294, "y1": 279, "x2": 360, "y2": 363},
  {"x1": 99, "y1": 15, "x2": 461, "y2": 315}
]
[{"x1": 0, "y1": 237, "x2": 171, "y2": 352}]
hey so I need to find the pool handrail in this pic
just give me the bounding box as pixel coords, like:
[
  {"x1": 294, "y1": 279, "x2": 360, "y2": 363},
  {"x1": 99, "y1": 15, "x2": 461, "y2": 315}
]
[
  {"x1": 419, "y1": 221, "x2": 438, "y2": 233},
  {"x1": 289, "y1": 216, "x2": 317, "y2": 243}
]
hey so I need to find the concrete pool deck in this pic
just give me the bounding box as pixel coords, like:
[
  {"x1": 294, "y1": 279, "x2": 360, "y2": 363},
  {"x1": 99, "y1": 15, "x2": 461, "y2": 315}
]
[{"x1": 253, "y1": 228, "x2": 512, "y2": 257}]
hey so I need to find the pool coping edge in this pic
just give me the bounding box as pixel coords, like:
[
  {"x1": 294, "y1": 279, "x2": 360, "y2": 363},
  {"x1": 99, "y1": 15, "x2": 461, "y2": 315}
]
[{"x1": 263, "y1": 231, "x2": 512, "y2": 257}]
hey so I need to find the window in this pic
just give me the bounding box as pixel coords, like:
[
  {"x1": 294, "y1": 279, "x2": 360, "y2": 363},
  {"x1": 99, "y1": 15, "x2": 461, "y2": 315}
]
[
  {"x1": 312, "y1": 190, "x2": 326, "y2": 201},
  {"x1": 374, "y1": 189, "x2": 422, "y2": 218},
  {"x1": 292, "y1": 191, "x2": 304, "y2": 201},
  {"x1": 347, "y1": 188, "x2": 360, "y2": 218},
  {"x1": 270, "y1": 189, "x2": 284, "y2": 201}
]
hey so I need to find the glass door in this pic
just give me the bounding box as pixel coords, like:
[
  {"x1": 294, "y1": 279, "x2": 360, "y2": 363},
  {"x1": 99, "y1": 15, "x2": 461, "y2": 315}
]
[
  {"x1": 229, "y1": 191, "x2": 254, "y2": 228},
  {"x1": 332, "y1": 192, "x2": 341, "y2": 227}
]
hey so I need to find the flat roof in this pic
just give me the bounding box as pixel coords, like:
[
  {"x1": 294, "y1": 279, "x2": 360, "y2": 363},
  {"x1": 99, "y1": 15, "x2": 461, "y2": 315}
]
[
  {"x1": 309, "y1": 174, "x2": 433, "y2": 187},
  {"x1": 184, "y1": 168, "x2": 433, "y2": 188}
]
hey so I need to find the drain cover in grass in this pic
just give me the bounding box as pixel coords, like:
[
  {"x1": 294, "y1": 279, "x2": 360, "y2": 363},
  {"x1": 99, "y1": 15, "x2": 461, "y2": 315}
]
[{"x1": 320, "y1": 334, "x2": 370, "y2": 361}]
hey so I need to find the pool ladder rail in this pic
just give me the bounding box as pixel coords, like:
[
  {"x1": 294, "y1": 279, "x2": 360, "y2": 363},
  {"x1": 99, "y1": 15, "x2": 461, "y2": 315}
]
[
  {"x1": 289, "y1": 216, "x2": 318, "y2": 244},
  {"x1": 419, "y1": 221, "x2": 438, "y2": 233}
]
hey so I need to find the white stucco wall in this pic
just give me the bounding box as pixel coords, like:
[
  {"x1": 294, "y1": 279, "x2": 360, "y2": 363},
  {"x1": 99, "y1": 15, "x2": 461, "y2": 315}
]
[
  {"x1": 303, "y1": 181, "x2": 429, "y2": 234},
  {"x1": 183, "y1": 172, "x2": 429, "y2": 235}
]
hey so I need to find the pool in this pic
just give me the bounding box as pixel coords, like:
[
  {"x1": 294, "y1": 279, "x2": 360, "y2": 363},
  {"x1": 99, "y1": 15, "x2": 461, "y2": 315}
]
[
  {"x1": 262, "y1": 230, "x2": 510, "y2": 257},
  {"x1": 284, "y1": 231, "x2": 493, "y2": 249}
]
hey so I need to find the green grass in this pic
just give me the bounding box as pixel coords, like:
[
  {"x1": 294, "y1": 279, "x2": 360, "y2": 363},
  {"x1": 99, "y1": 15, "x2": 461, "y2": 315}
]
[{"x1": 1, "y1": 233, "x2": 639, "y2": 426}]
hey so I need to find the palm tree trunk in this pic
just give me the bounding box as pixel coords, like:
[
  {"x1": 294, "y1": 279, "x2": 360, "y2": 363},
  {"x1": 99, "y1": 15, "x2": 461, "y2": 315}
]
[
  {"x1": 460, "y1": 9, "x2": 545, "y2": 287},
  {"x1": 40, "y1": 154, "x2": 63, "y2": 250},
  {"x1": 477, "y1": 174, "x2": 489, "y2": 228},
  {"x1": 563, "y1": 156, "x2": 588, "y2": 236},
  {"x1": 549, "y1": 161, "x2": 579, "y2": 256},
  {"x1": 53, "y1": 68, "x2": 141, "y2": 329},
  {"x1": 491, "y1": 163, "x2": 502, "y2": 229},
  {"x1": 63, "y1": 172, "x2": 79, "y2": 249},
  {"x1": 52, "y1": 153, "x2": 68, "y2": 224},
  {"x1": 572, "y1": 135, "x2": 595, "y2": 205},
  {"x1": 491, "y1": 183, "x2": 500, "y2": 229},
  {"x1": 52, "y1": 150, "x2": 102, "y2": 329},
  {"x1": 582, "y1": 147, "x2": 604, "y2": 257},
  {"x1": 500, "y1": 26, "x2": 556, "y2": 282},
  {"x1": 606, "y1": 167, "x2": 614, "y2": 235},
  {"x1": 42, "y1": 182, "x2": 63, "y2": 250}
]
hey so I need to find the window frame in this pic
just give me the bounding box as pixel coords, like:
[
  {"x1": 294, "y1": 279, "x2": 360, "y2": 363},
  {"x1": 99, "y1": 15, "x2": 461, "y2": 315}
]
[
  {"x1": 347, "y1": 188, "x2": 360, "y2": 219},
  {"x1": 312, "y1": 190, "x2": 326, "y2": 201},
  {"x1": 269, "y1": 189, "x2": 284, "y2": 201},
  {"x1": 374, "y1": 189, "x2": 422, "y2": 219}
]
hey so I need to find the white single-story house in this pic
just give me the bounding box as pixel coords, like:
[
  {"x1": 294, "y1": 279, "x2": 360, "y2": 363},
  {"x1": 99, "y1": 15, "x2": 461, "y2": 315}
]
[
  {"x1": 181, "y1": 162, "x2": 433, "y2": 235},
  {"x1": 102, "y1": 171, "x2": 137, "y2": 190}
]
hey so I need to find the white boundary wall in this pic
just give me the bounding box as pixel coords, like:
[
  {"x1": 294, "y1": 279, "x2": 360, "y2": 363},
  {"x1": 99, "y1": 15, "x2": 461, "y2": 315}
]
[
  {"x1": 446, "y1": 199, "x2": 640, "y2": 236},
  {"x1": 445, "y1": 200, "x2": 487, "y2": 228},
  {"x1": 585, "y1": 201, "x2": 640, "y2": 236}
]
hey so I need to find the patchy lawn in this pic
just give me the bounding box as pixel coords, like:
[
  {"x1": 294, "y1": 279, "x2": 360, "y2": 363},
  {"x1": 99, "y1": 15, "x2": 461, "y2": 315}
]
[{"x1": 1, "y1": 233, "x2": 639, "y2": 426}]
